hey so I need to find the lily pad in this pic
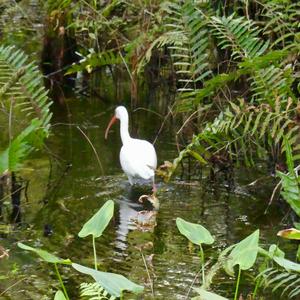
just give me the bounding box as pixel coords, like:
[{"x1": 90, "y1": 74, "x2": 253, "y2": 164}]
[{"x1": 72, "y1": 263, "x2": 143, "y2": 297}]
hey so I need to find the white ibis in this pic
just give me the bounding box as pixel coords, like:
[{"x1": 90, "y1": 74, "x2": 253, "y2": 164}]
[{"x1": 105, "y1": 106, "x2": 157, "y2": 192}]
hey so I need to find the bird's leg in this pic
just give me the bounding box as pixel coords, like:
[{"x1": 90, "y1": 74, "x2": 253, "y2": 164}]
[
  {"x1": 152, "y1": 183, "x2": 157, "y2": 194},
  {"x1": 152, "y1": 177, "x2": 157, "y2": 195},
  {"x1": 128, "y1": 175, "x2": 134, "y2": 185}
]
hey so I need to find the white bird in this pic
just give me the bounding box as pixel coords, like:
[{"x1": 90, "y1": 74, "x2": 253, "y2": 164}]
[{"x1": 105, "y1": 106, "x2": 157, "y2": 192}]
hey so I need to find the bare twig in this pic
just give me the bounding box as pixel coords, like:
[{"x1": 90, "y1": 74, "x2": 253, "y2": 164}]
[
  {"x1": 76, "y1": 126, "x2": 104, "y2": 175},
  {"x1": 140, "y1": 250, "x2": 154, "y2": 298},
  {"x1": 0, "y1": 278, "x2": 26, "y2": 296}
]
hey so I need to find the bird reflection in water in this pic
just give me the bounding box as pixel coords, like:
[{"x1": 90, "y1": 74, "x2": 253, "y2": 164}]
[{"x1": 115, "y1": 185, "x2": 159, "y2": 251}]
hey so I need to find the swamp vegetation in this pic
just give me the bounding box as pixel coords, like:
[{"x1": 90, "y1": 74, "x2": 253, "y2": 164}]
[{"x1": 0, "y1": 0, "x2": 300, "y2": 299}]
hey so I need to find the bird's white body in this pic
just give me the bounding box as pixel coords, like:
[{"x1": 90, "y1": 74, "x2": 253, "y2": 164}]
[
  {"x1": 120, "y1": 138, "x2": 157, "y2": 184},
  {"x1": 105, "y1": 106, "x2": 157, "y2": 187}
]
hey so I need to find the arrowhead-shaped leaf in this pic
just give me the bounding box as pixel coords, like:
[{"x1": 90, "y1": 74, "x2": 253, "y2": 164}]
[
  {"x1": 72, "y1": 263, "x2": 143, "y2": 297},
  {"x1": 54, "y1": 290, "x2": 67, "y2": 300},
  {"x1": 192, "y1": 288, "x2": 229, "y2": 300},
  {"x1": 176, "y1": 217, "x2": 214, "y2": 246},
  {"x1": 78, "y1": 200, "x2": 114, "y2": 238},
  {"x1": 18, "y1": 242, "x2": 72, "y2": 265},
  {"x1": 226, "y1": 229, "x2": 259, "y2": 272}
]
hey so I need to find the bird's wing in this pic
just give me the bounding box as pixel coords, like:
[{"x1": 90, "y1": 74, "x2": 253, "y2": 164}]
[{"x1": 120, "y1": 139, "x2": 157, "y2": 180}]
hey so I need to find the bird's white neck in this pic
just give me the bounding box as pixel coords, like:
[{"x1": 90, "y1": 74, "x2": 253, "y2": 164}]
[{"x1": 119, "y1": 112, "x2": 131, "y2": 145}]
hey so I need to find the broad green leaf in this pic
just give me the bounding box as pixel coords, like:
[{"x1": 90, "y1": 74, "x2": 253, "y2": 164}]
[
  {"x1": 226, "y1": 230, "x2": 259, "y2": 272},
  {"x1": 273, "y1": 257, "x2": 300, "y2": 272},
  {"x1": 276, "y1": 169, "x2": 300, "y2": 218},
  {"x1": 176, "y1": 218, "x2": 214, "y2": 246},
  {"x1": 277, "y1": 228, "x2": 300, "y2": 240},
  {"x1": 72, "y1": 263, "x2": 143, "y2": 297},
  {"x1": 192, "y1": 288, "x2": 229, "y2": 300},
  {"x1": 78, "y1": 200, "x2": 114, "y2": 238},
  {"x1": 18, "y1": 242, "x2": 72, "y2": 265},
  {"x1": 54, "y1": 290, "x2": 67, "y2": 300}
]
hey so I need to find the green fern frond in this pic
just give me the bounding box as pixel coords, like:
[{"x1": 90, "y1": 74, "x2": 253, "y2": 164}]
[
  {"x1": 0, "y1": 45, "x2": 52, "y2": 130},
  {"x1": 66, "y1": 49, "x2": 122, "y2": 75},
  {"x1": 0, "y1": 45, "x2": 52, "y2": 174},
  {"x1": 80, "y1": 282, "x2": 116, "y2": 300},
  {"x1": 250, "y1": 65, "x2": 295, "y2": 108},
  {"x1": 210, "y1": 14, "x2": 269, "y2": 60},
  {"x1": 276, "y1": 138, "x2": 300, "y2": 217},
  {"x1": 169, "y1": 98, "x2": 300, "y2": 177},
  {"x1": 160, "y1": 0, "x2": 212, "y2": 104},
  {"x1": 260, "y1": 267, "x2": 300, "y2": 299},
  {"x1": 261, "y1": 2, "x2": 300, "y2": 49},
  {"x1": 45, "y1": 0, "x2": 73, "y2": 11}
]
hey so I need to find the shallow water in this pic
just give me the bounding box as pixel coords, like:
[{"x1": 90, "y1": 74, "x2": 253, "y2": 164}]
[
  {"x1": 0, "y1": 97, "x2": 295, "y2": 299},
  {"x1": 0, "y1": 2, "x2": 297, "y2": 299}
]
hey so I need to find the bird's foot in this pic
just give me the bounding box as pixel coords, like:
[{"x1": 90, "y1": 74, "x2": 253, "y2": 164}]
[
  {"x1": 138, "y1": 194, "x2": 150, "y2": 203},
  {"x1": 138, "y1": 193, "x2": 159, "y2": 210}
]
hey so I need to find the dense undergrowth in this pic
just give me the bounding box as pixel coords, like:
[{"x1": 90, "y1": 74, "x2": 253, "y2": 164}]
[{"x1": 37, "y1": 0, "x2": 300, "y2": 215}]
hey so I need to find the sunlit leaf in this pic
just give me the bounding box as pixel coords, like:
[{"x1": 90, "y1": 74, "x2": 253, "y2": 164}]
[
  {"x1": 294, "y1": 222, "x2": 300, "y2": 230},
  {"x1": 17, "y1": 243, "x2": 72, "y2": 265},
  {"x1": 268, "y1": 244, "x2": 285, "y2": 258},
  {"x1": 176, "y1": 217, "x2": 214, "y2": 246},
  {"x1": 273, "y1": 257, "x2": 300, "y2": 272},
  {"x1": 72, "y1": 263, "x2": 143, "y2": 297},
  {"x1": 54, "y1": 290, "x2": 67, "y2": 300},
  {"x1": 78, "y1": 200, "x2": 114, "y2": 238},
  {"x1": 192, "y1": 288, "x2": 229, "y2": 300},
  {"x1": 226, "y1": 230, "x2": 259, "y2": 272},
  {"x1": 277, "y1": 228, "x2": 300, "y2": 240}
]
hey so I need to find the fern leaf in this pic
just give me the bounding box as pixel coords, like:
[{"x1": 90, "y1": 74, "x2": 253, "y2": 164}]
[
  {"x1": 0, "y1": 45, "x2": 52, "y2": 174},
  {"x1": 210, "y1": 14, "x2": 269, "y2": 59},
  {"x1": 80, "y1": 282, "x2": 115, "y2": 300}
]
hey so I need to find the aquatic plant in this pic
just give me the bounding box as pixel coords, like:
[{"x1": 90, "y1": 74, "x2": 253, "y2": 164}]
[
  {"x1": 275, "y1": 138, "x2": 300, "y2": 217},
  {"x1": 18, "y1": 200, "x2": 144, "y2": 299},
  {"x1": 256, "y1": 243, "x2": 300, "y2": 299},
  {"x1": 176, "y1": 217, "x2": 214, "y2": 286},
  {"x1": 176, "y1": 217, "x2": 300, "y2": 299}
]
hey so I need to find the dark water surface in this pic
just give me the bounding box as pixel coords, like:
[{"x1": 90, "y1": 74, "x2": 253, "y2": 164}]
[
  {"x1": 0, "y1": 2, "x2": 297, "y2": 299},
  {"x1": 0, "y1": 98, "x2": 295, "y2": 299}
]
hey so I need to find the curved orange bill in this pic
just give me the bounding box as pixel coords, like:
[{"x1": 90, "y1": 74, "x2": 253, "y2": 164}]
[{"x1": 105, "y1": 115, "x2": 117, "y2": 139}]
